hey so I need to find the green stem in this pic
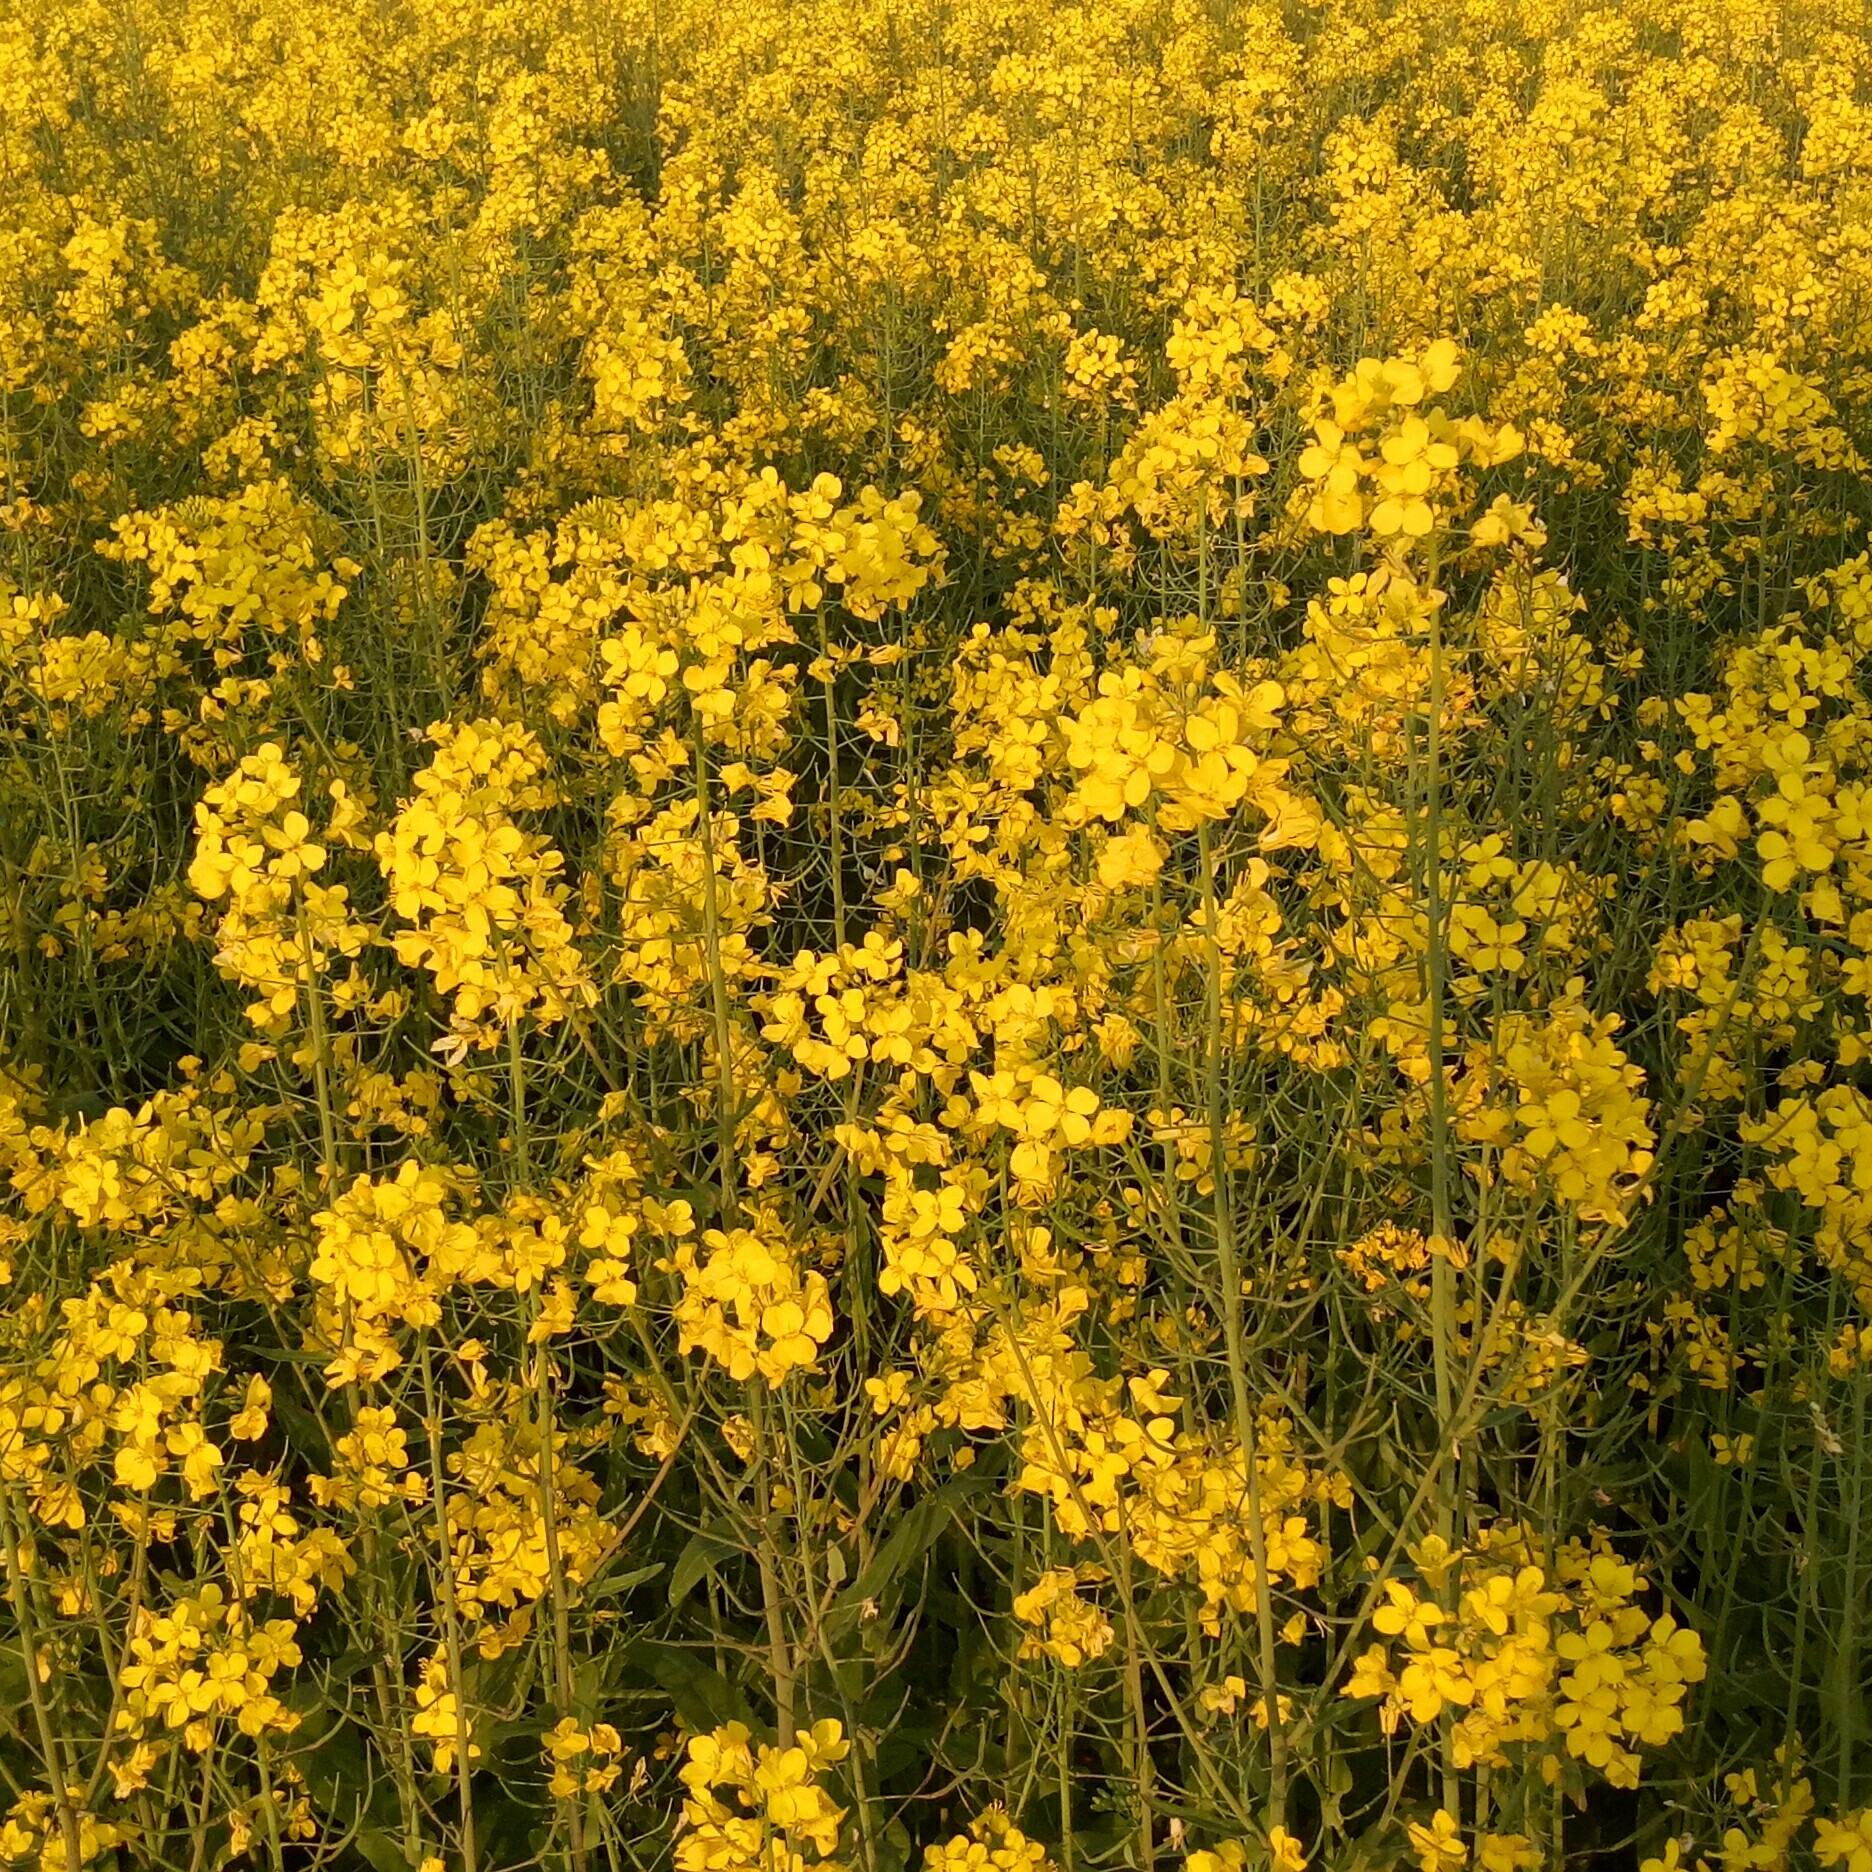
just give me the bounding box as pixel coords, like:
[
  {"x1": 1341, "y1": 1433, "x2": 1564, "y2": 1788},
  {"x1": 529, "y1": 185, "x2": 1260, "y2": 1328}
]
[
  {"x1": 1195, "y1": 822, "x2": 1286, "y2": 1824},
  {"x1": 0, "y1": 1486, "x2": 84, "y2": 1872},
  {"x1": 419, "y1": 1340, "x2": 480, "y2": 1872}
]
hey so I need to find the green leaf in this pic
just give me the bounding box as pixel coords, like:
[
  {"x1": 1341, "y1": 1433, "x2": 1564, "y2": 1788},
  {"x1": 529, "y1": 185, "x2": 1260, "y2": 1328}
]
[
  {"x1": 669, "y1": 1527, "x2": 740, "y2": 1606},
  {"x1": 582, "y1": 1560, "x2": 665, "y2": 1601},
  {"x1": 845, "y1": 1469, "x2": 992, "y2": 1611},
  {"x1": 621, "y1": 1637, "x2": 755, "y2": 1732},
  {"x1": 355, "y1": 1829, "x2": 415, "y2": 1872},
  {"x1": 270, "y1": 1385, "x2": 334, "y2": 1466}
]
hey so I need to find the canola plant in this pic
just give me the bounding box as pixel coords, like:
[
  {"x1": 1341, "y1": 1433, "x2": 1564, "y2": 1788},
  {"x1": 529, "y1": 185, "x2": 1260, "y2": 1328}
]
[{"x1": 2, "y1": 0, "x2": 1872, "y2": 1867}]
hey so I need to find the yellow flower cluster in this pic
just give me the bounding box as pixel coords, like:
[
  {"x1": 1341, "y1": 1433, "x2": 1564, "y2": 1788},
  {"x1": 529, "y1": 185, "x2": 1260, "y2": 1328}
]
[
  {"x1": 117, "y1": 1584, "x2": 303, "y2": 1752},
  {"x1": 13, "y1": 0, "x2": 1872, "y2": 1862},
  {"x1": 1011, "y1": 1565, "x2": 1114, "y2": 1668},
  {"x1": 1344, "y1": 1533, "x2": 1707, "y2": 1789},
  {"x1": 377, "y1": 719, "x2": 593, "y2": 1044},
  {"x1": 188, "y1": 742, "x2": 368, "y2": 1030},
  {"x1": 1009, "y1": 1359, "x2": 1330, "y2": 1636},
  {"x1": 445, "y1": 1412, "x2": 612, "y2": 1621},
  {"x1": 1298, "y1": 344, "x2": 1523, "y2": 542},
  {"x1": 411, "y1": 1648, "x2": 479, "y2": 1775},
  {"x1": 0, "y1": 1794, "x2": 128, "y2": 1872},
  {"x1": 677, "y1": 1721, "x2": 850, "y2": 1872},
  {"x1": 309, "y1": 1404, "x2": 424, "y2": 1512},
  {"x1": 1467, "y1": 995, "x2": 1657, "y2": 1230},
  {"x1": 667, "y1": 1211, "x2": 836, "y2": 1386},
  {"x1": 543, "y1": 1716, "x2": 631, "y2": 1799},
  {"x1": 309, "y1": 1161, "x2": 482, "y2": 1378},
  {"x1": 924, "y1": 1810, "x2": 1059, "y2": 1872}
]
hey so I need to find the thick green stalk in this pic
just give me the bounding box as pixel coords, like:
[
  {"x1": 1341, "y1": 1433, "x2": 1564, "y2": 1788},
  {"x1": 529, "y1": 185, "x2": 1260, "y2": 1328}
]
[
  {"x1": 419, "y1": 1339, "x2": 480, "y2": 1872},
  {"x1": 1195, "y1": 821, "x2": 1286, "y2": 1825},
  {"x1": 0, "y1": 1486, "x2": 84, "y2": 1872},
  {"x1": 1413, "y1": 554, "x2": 1462, "y2": 1823}
]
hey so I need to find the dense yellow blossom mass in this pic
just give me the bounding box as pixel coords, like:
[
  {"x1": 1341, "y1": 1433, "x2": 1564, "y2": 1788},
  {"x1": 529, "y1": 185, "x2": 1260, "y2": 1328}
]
[{"x1": 1, "y1": 0, "x2": 1870, "y2": 1866}]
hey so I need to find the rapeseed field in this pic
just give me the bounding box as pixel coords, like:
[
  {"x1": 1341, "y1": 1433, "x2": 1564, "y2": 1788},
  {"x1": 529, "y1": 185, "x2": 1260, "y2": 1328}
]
[{"x1": 2, "y1": 0, "x2": 1870, "y2": 1867}]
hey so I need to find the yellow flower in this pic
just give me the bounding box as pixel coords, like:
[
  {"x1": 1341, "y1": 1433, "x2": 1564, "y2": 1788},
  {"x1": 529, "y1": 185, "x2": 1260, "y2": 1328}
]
[
  {"x1": 1408, "y1": 1810, "x2": 1468, "y2": 1872},
  {"x1": 1268, "y1": 1830, "x2": 1307, "y2": 1872},
  {"x1": 1814, "y1": 1815, "x2": 1872, "y2": 1872}
]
